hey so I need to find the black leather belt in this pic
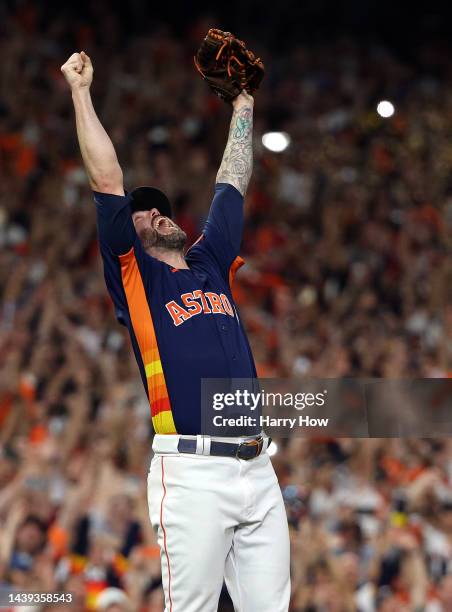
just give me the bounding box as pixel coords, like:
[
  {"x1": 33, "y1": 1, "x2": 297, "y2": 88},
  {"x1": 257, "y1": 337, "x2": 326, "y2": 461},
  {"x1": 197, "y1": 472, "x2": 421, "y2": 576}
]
[{"x1": 177, "y1": 436, "x2": 270, "y2": 461}]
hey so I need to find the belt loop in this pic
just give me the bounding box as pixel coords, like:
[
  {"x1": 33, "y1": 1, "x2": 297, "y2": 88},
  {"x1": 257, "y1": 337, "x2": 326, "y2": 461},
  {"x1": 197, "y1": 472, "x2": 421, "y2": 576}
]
[
  {"x1": 203, "y1": 436, "x2": 211, "y2": 456},
  {"x1": 196, "y1": 435, "x2": 204, "y2": 455}
]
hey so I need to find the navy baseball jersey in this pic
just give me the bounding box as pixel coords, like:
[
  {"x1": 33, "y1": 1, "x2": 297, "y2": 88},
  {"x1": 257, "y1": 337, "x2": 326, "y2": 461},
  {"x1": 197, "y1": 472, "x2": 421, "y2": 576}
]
[{"x1": 94, "y1": 183, "x2": 257, "y2": 435}]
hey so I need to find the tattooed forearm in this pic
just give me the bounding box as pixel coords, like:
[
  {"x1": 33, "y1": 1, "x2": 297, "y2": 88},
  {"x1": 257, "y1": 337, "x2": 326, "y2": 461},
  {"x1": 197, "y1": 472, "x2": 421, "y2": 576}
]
[{"x1": 216, "y1": 104, "x2": 253, "y2": 196}]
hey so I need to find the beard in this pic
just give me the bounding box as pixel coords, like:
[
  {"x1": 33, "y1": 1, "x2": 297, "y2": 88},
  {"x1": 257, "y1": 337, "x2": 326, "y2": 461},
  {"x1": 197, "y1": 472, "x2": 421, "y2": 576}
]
[{"x1": 138, "y1": 225, "x2": 187, "y2": 252}]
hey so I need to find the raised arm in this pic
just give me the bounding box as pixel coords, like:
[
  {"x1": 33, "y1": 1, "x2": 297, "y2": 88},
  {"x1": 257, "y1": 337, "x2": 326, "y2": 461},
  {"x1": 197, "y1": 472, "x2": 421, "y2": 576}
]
[
  {"x1": 61, "y1": 52, "x2": 123, "y2": 195},
  {"x1": 216, "y1": 91, "x2": 254, "y2": 196}
]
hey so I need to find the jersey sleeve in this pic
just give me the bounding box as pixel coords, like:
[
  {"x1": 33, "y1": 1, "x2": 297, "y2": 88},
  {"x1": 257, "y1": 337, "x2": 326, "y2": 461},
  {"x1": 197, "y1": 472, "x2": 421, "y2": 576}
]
[
  {"x1": 186, "y1": 183, "x2": 244, "y2": 280},
  {"x1": 93, "y1": 191, "x2": 137, "y2": 325},
  {"x1": 93, "y1": 191, "x2": 137, "y2": 256}
]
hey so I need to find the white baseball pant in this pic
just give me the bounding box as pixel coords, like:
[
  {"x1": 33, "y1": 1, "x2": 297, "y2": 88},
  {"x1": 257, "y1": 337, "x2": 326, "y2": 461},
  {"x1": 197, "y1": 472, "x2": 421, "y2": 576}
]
[{"x1": 147, "y1": 434, "x2": 291, "y2": 612}]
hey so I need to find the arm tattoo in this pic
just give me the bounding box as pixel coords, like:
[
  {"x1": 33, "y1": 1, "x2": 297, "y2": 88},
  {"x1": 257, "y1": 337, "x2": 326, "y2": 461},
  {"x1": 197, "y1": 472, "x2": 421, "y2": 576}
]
[{"x1": 216, "y1": 105, "x2": 253, "y2": 196}]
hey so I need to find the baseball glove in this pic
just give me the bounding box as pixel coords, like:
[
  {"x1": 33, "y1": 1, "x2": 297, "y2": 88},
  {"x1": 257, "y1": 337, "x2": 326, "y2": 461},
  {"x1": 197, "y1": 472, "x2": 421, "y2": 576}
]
[{"x1": 194, "y1": 28, "x2": 264, "y2": 103}]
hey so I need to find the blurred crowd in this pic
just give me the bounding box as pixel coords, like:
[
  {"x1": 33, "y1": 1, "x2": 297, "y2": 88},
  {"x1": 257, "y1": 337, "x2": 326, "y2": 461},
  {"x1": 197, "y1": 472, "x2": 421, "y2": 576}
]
[{"x1": 0, "y1": 1, "x2": 451, "y2": 611}]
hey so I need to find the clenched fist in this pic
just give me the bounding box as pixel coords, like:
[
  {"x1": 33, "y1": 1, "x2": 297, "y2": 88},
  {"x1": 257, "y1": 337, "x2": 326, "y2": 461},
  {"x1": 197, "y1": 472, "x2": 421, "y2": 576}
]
[{"x1": 61, "y1": 51, "x2": 93, "y2": 90}]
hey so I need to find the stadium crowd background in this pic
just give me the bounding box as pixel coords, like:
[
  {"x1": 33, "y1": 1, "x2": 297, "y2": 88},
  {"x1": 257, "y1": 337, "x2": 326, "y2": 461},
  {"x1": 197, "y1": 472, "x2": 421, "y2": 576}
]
[{"x1": 0, "y1": 1, "x2": 451, "y2": 611}]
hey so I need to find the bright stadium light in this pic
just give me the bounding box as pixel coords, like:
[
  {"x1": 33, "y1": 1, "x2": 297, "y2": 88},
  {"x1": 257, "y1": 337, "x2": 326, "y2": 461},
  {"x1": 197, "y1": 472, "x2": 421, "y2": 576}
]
[
  {"x1": 262, "y1": 131, "x2": 290, "y2": 152},
  {"x1": 267, "y1": 441, "x2": 278, "y2": 456},
  {"x1": 377, "y1": 100, "x2": 395, "y2": 118}
]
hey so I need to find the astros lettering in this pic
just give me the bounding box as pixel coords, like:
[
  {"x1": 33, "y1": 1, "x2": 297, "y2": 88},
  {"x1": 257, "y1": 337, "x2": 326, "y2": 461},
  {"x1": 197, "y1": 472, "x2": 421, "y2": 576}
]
[{"x1": 165, "y1": 290, "x2": 235, "y2": 326}]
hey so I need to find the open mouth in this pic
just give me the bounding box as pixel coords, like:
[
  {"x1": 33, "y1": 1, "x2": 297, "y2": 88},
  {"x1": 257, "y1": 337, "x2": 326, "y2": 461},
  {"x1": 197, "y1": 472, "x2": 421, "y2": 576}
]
[{"x1": 153, "y1": 215, "x2": 176, "y2": 234}]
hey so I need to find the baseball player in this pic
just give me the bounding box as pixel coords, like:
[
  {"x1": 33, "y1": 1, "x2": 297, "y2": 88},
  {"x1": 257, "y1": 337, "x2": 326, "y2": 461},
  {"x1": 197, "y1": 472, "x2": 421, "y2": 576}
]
[{"x1": 61, "y1": 49, "x2": 290, "y2": 612}]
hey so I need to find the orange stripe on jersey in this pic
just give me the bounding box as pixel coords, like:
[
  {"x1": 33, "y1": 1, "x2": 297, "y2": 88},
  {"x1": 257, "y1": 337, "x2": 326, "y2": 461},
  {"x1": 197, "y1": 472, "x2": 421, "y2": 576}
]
[
  {"x1": 150, "y1": 372, "x2": 166, "y2": 390},
  {"x1": 144, "y1": 347, "x2": 161, "y2": 363},
  {"x1": 229, "y1": 256, "x2": 245, "y2": 288},
  {"x1": 119, "y1": 247, "x2": 176, "y2": 434},
  {"x1": 153, "y1": 384, "x2": 171, "y2": 403}
]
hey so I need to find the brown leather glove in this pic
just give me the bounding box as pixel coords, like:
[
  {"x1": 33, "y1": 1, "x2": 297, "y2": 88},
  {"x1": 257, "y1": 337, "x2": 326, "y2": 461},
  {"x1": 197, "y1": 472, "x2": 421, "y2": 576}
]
[{"x1": 194, "y1": 28, "x2": 264, "y2": 103}]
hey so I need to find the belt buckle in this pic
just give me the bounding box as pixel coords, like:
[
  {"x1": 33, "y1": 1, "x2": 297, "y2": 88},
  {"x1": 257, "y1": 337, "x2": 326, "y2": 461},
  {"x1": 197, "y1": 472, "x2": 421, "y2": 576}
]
[{"x1": 236, "y1": 436, "x2": 263, "y2": 461}]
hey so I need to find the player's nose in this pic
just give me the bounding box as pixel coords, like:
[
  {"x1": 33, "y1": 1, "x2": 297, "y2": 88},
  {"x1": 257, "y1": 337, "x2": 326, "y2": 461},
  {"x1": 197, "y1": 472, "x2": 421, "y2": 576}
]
[{"x1": 149, "y1": 208, "x2": 160, "y2": 219}]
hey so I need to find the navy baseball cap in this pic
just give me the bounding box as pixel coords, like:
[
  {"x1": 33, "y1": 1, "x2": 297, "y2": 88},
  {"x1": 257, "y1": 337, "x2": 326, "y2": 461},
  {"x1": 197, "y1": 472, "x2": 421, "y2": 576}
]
[{"x1": 129, "y1": 186, "x2": 172, "y2": 219}]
